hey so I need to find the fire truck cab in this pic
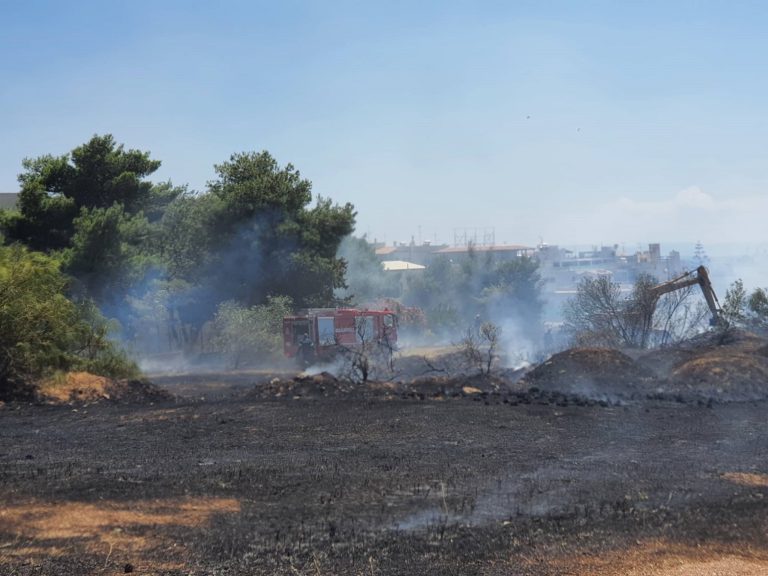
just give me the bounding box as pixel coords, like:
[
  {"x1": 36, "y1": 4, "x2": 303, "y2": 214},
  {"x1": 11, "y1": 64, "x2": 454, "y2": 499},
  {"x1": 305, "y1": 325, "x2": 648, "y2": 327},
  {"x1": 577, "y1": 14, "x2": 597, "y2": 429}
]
[{"x1": 283, "y1": 308, "x2": 397, "y2": 363}]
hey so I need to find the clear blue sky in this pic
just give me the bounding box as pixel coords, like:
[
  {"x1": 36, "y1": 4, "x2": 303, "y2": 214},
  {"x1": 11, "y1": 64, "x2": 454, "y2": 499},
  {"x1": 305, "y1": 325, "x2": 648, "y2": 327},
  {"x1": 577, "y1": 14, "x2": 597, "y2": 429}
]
[{"x1": 2, "y1": 0, "x2": 767, "y2": 246}]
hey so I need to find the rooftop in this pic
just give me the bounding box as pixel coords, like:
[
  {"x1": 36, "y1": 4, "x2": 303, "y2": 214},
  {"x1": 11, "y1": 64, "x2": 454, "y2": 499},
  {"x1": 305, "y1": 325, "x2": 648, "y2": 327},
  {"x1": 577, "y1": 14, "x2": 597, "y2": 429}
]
[
  {"x1": 381, "y1": 260, "x2": 426, "y2": 271},
  {"x1": 435, "y1": 244, "x2": 534, "y2": 254}
]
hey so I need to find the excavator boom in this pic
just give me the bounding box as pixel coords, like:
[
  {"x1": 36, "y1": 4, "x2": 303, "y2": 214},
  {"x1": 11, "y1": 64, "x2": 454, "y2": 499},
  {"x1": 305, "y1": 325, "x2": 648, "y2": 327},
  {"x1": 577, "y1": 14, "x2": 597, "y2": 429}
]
[
  {"x1": 648, "y1": 265, "x2": 721, "y2": 325},
  {"x1": 694, "y1": 266, "x2": 721, "y2": 322}
]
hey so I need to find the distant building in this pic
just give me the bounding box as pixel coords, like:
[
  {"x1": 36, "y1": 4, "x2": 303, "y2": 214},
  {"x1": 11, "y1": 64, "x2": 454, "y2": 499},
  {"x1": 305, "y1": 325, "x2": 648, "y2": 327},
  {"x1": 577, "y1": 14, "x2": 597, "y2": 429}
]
[
  {"x1": 381, "y1": 260, "x2": 426, "y2": 271},
  {"x1": 374, "y1": 240, "x2": 449, "y2": 266},
  {"x1": 538, "y1": 242, "x2": 684, "y2": 284},
  {"x1": 628, "y1": 243, "x2": 685, "y2": 280},
  {"x1": 536, "y1": 242, "x2": 689, "y2": 321},
  {"x1": 434, "y1": 243, "x2": 535, "y2": 261},
  {"x1": 374, "y1": 239, "x2": 535, "y2": 266},
  {"x1": 374, "y1": 236, "x2": 685, "y2": 286}
]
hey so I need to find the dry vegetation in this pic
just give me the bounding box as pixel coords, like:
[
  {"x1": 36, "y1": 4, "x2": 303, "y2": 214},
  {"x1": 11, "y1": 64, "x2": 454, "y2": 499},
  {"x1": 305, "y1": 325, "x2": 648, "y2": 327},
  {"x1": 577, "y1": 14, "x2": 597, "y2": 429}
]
[{"x1": 36, "y1": 372, "x2": 173, "y2": 404}]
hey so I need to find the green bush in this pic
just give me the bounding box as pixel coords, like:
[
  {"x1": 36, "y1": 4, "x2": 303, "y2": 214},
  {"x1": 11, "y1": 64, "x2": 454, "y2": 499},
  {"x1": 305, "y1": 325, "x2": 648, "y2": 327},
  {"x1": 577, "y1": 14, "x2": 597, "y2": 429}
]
[
  {"x1": 719, "y1": 280, "x2": 768, "y2": 335},
  {"x1": 0, "y1": 245, "x2": 137, "y2": 398},
  {"x1": 212, "y1": 296, "x2": 293, "y2": 368}
]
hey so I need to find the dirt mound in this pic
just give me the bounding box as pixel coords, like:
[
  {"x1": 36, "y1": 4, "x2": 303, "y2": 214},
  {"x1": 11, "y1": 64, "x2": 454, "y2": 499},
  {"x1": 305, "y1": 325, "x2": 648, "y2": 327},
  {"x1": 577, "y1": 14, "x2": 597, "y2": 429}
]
[
  {"x1": 677, "y1": 328, "x2": 766, "y2": 353},
  {"x1": 37, "y1": 372, "x2": 173, "y2": 404},
  {"x1": 634, "y1": 347, "x2": 698, "y2": 379},
  {"x1": 665, "y1": 353, "x2": 768, "y2": 401},
  {"x1": 517, "y1": 331, "x2": 768, "y2": 404},
  {"x1": 638, "y1": 330, "x2": 768, "y2": 402},
  {"x1": 520, "y1": 348, "x2": 657, "y2": 399}
]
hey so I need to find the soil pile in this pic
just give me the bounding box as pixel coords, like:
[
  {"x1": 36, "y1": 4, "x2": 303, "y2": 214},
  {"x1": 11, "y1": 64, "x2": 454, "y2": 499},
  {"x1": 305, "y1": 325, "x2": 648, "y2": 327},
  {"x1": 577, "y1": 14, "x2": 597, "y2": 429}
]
[
  {"x1": 639, "y1": 330, "x2": 768, "y2": 402},
  {"x1": 522, "y1": 330, "x2": 768, "y2": 403},
  {"x1": 519, "y1": 348, "x2": 657, "y2": 400},
  {"x1": 37, "y1": 372, "x2": 173, "y2": 404}
]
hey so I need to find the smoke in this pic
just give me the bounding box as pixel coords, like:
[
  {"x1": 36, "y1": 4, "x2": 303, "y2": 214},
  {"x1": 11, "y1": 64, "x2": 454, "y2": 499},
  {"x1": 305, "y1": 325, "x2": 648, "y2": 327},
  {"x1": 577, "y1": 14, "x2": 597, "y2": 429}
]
[
  {"x1": 495, "y1": 317, "x2": 538, "y2": 369},
  {"x1": 704, "y1": 245, "x2": 768, "y2": 297},
  {"x1": 92, "y1": 212, "x2": 308, "y2": 375},
  {"x1": 337, "y1": 236, "x2": 551, "y2": 367},
  {"x1": 302, "y1": 357, "x2": 348, "y2": 378},
  {"x1": 335, "y1": 235, "x2": 401, "y2": 303},
  {"x1": 136, "y1": 351, "x2": 227, "y2": 376}
]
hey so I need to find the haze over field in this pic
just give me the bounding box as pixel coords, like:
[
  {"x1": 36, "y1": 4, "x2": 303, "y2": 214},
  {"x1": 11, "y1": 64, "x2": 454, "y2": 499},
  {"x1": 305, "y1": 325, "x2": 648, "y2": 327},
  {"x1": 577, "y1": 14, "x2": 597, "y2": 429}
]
[{"x1": 2, "y1": 1, "x2": 768, "y2": 246}]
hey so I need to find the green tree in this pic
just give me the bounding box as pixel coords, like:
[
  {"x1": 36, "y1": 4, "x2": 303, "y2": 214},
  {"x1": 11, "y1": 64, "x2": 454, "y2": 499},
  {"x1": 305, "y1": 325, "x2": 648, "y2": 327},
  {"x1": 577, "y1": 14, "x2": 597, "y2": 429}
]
[
  {"x1": 144, "y1": 181, "x2": 186, "y2": 224},
  {"x1": 212, "y1": 296, "x2": 293, "y2": 368},
  {"x1": 401, "y1": 252, "x2": 544, "y2": 338},
  {"x1": 155, "y1": 191, "x2": 221, "y2": 282},
  {"x1": 721, "y1": 279, "x2": 748, "y2": 327},
  {"x1": 0, "y1": 246, "x2": 75, "y2": 394},
  {"x1": 7, "y1": 134, "x2": 161, "y2": 251},
  {"x1": 62, "y1": 204, "x2": 156, "y2": 305},
  {"x1": 204, "y1": 151, "x2": 356, "y2": 307},
  {"x1": 401, "y1": 257, "x2": 464, "y2": 334},
  {"x1": 748, "y1": 287, "x2": 768, "y2": 327},
  {"x1": 0, "y1": 245, "x2": 135, "y2": 398},
  {"x1": 717, "y1": 280, "x2": 768, "y2": 334}
]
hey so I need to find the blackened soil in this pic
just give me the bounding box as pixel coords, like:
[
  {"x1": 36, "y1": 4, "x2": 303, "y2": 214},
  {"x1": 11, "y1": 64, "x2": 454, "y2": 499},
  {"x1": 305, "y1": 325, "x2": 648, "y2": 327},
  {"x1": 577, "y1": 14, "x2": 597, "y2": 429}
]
[{"x1": 1, "y1": 384, "x2": 767, "y2": 575}]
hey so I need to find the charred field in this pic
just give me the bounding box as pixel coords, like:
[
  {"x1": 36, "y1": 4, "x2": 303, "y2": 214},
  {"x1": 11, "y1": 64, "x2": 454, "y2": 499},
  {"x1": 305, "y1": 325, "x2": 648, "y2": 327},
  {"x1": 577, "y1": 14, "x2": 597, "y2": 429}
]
[{"x1": 2, "y1": 341, "x2": 768, "y2": 575}]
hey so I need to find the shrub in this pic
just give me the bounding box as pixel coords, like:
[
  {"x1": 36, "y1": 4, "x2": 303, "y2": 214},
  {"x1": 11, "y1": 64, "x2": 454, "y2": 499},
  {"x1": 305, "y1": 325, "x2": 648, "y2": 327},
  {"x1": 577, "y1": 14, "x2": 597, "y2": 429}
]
[
  {"x1": 0, "y1": 245, "x2": 136, "y2": 398},
  {"x1": 212, "y1": 296, "x2": 293, "y2": 368}
]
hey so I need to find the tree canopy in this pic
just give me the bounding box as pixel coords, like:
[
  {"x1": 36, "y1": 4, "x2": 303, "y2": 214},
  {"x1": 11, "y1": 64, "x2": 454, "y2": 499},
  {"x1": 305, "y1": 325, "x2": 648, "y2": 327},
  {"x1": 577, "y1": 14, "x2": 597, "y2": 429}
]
[
  {"x1": 7, "y1": 134, "x2": 162, "y2": 251},
  {"x1": 201, "y1": 151, "x2": 356, "y2": 308},
  {"x1": 0, "y1": 137, "x2": 359, "y2": 369}
]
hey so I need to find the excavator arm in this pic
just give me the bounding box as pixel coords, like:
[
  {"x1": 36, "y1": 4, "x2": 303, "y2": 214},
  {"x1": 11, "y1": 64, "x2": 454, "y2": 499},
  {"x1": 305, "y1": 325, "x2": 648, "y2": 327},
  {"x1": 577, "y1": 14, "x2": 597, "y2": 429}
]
[
  {"x1": 648, "y1": 265, "x2": 722, "y2": 325},
  {"x1": 694, "y1": 266, "x2": 722, "y2": 323}
]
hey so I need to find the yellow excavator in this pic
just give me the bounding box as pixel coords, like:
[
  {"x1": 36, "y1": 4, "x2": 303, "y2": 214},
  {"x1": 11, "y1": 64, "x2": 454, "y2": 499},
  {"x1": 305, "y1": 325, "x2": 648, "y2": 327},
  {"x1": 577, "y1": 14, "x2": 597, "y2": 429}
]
[{"x1": 647, "y1": 265, "x2": 722, "y2": 326}]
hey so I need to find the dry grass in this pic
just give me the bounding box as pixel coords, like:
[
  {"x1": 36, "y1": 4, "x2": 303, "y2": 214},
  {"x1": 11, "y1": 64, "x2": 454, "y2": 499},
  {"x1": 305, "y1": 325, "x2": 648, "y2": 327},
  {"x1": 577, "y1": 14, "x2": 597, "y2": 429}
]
[
  {"x1": 672, "y1": 353, "x2": 768, "y2": 381},
  {"x1": 540, "y1": 539, "x2": 768, "y2": 576},
  {"x1": 0, "y1": 497, "x2": 240, "y2": 569},
  {"x1": 400, "y1": 346, "x2": 456, "y2": 359},
  {"x1": 35, "y1": 371, "x2": 172, "y2": 405},
  {"x1": 722, "y1": 472, "x2": 768, "y2": 488},
  {"x1": 37, "y1": 371, "x2": 112, "y2": 402}
]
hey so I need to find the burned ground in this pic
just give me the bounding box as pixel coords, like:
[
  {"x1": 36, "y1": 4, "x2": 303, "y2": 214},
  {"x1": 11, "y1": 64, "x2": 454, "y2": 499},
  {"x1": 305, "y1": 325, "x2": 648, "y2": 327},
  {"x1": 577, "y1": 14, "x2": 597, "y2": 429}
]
[{"x1": 1, "y1": 336, "x2": 768, "y2": 575}]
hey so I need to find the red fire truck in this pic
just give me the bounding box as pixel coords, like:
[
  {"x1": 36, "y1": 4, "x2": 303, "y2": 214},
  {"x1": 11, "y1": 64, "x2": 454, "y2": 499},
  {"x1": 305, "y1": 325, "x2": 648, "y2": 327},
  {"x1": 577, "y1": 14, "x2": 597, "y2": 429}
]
[{"x1": 283, "y1": 308, "x2": 398, "y2": 364}]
